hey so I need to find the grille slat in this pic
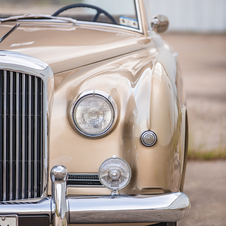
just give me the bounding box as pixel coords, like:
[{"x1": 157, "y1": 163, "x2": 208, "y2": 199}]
[
  {"x1": 68, "y1": 174, "x2": 103, "y2": 186},
  {"x1": 34, "y1": 77, "x2": 38, "y2": 198},
  {"x1": 22, "y1": 73, "x2": 25, "y2": 199},
  {"x1": 0, "y1": 71, "x2": 3, "y2": 202},
  {"x1": 40, "y1": 80, "x2": 43, "y2": 197},
  {"x1": 3, "y1": 70, "x2": 7, "y2": 201},
  {"x1": 0, "y1": 70, "x2": 44, "y2": 202},
  {"x1": 28, "y1": 76, "x2": 32, "y2": 199},
  {"x1": 16, "y1": 72, "x2": 19, "y2": 200},
  {"x1": 9, "y1": 71, "x2": 13, "y2": 200}
]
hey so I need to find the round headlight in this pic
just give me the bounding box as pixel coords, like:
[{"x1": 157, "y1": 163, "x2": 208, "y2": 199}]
[
  {"x1": 98, "y1": 156, "x2": 131, "y2": 192},
  {"x1": 70, "y1": 90, "x2": 117, "y2": 137}
]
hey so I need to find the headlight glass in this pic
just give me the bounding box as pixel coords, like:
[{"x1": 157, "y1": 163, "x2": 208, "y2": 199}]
[
  {"x1": 71, "y1": 91, "x2": 117, "y2": 137},
  {"x1": 98, "y1": 156, "x2": 131, "y2": 191}
]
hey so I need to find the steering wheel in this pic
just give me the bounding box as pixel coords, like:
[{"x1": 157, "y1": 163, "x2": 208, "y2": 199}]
[{"x1": 52, "y1": 3, "x2": 117, "y2": 24}]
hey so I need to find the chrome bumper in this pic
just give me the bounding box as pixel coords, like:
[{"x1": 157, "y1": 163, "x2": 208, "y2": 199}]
[{"x1": 0, "y1": 166, "x2": 190, "y2": 225}]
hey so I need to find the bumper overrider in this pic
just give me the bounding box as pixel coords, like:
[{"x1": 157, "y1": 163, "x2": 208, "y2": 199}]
[{"x1": 0, "y1": 166, "x2": 190, "y2": 225}]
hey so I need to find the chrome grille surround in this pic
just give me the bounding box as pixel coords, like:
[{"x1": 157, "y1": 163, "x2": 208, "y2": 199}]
[{"x1": 0, "y1": 51, "x2": 54, "y2": 202}]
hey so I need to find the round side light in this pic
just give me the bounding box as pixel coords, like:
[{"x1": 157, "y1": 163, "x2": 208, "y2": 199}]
[
  {"x1": 140, "y1": 130, "x2": 157, "y2": 147},
  {"x1": 98, "y1": 156, "x2": 131, "y2": 192}
]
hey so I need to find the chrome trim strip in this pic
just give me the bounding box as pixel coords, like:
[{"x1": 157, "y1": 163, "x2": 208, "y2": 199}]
[
  {"x1": 0, "y1": 51, "x2": 48, "y2": 72},
  {"x1": 77, "y1": 20, "x2": 143, "y2": 34},
  {"x1": 10, "y1": 71, "x2": 13, "y2": 200},
  {"x1": 16, "y1": 72, "x2": 19, "y2": 200},
  {"x1": 22, "y1": 73, "x2": 25, "y2": 199},
  {"x1": 42, "y1": 73, "x2": 49, "y2": 200},
  {"x1": 28, "y1": 75, "x2": 32, "y2": 198},
  {"x1": 1, "y1": 14, "x2": 76, "y2": 25},
  {"x1": 3, "y1": 70, "x2": 7, "y2": 201},
  {"x1": 135, "y1": 0, "x2": 143, "y2": 33},
  {"x1": 34, "y1": 77, "x2": 38, "y2": 198}
]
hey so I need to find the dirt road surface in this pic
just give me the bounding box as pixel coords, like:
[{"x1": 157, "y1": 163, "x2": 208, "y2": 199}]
[
  {"x1": 162, "y1": 34, "x2": 226, "y2": 152},
  {"x1": 178, "y1": 161, "x2": 226, "y2": 226}
]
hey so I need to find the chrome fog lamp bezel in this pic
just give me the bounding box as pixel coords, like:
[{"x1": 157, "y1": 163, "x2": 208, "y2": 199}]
[
  {"x1": 98, "y1": 156, "x2": 132, "y2": 192},
  {"x1": 69, "y1": 90, "x2": 118, "y2": 138}
]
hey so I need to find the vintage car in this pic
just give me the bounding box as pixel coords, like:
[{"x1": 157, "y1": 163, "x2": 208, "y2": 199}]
[{"x1": 0, "y1": 0, "x2": 190, "y2": 225}]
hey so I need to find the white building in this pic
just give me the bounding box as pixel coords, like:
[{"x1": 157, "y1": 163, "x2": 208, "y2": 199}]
[{"x1": 149, "y1": 0, "x2": 226, "y2": 33}]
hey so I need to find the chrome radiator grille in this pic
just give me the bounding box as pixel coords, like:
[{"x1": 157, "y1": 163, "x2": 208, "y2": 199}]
[{"x1": 0, "y1": 70, "x2": 44, "y2": 201}]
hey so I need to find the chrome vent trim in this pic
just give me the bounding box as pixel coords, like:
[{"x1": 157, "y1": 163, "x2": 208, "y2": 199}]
[
  {"x1": 0, "y1": 69, "x2": 44, "y2": 201},
  {"x1": 68, "y1": 173, "x2": 103, "y2": 187}
]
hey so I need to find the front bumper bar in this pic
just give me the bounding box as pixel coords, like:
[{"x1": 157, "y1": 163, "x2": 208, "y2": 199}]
[{"x1": 0, "y1": 166, "x2": 190, "y2": 225}]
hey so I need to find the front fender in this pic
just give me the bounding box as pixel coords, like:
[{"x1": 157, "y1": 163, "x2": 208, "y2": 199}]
[{"x1": 48, "y1": 47, "x2": 183, "y2": 195}]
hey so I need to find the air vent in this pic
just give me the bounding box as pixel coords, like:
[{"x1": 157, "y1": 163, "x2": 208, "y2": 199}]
[{"x1": 67, "y1": 173, "x2": 103, "y2": 186}]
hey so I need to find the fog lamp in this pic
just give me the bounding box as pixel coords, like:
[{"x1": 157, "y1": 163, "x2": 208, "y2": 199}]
[{"x1": 98, "y1": 156, "x2": 131, "y2": 192}]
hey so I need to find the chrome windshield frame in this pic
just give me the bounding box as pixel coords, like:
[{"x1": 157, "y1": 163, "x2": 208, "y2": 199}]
[
  {"x1": 71, "y1": 0, "x2": 143, "y2": 33},
  {"x1": 0, "y1": 0, "x2": 143, "y2": 34}
]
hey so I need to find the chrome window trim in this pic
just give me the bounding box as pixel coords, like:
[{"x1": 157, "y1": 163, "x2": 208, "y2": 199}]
[
  {"x1": 0, "y1": 50, "x2": 54, "y2": 203},
  {"x1": 69, "y1": 90, "x2": 118, "y2": 138}
]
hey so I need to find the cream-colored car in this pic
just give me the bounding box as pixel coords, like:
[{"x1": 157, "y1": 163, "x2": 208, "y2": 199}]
[{"x1": 0, "y1": 0, "x2": 190, "y2": 225}]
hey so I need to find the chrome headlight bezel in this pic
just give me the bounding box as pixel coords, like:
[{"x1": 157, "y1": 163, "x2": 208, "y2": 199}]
[{"x1": 69, "y1": 90, "x2": 118, "y2": 138}]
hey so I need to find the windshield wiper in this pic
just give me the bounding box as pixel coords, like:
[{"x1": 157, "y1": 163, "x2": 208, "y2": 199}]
[
  {"x1": 0, "y1": 23, "x2": 20, "y2": 43},
  {"x1": 0, "y1": 14, "x2": 76, "y2": 25}
]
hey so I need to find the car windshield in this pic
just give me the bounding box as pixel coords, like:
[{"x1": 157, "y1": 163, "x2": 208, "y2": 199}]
[{"x1": 1, "y1": 0, "x2": 140, "y2": 31}]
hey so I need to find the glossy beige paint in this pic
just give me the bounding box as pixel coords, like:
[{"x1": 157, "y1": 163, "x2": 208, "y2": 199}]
[
  {"x1": 0, "y1": 22, "x2": 144, "y2": 73},
  {"x1": 0, "y1": 0, "x2": 186, "y2": 200},
  {"x1": 47, "y1": 30, "x2": 185, "y2": 195}
]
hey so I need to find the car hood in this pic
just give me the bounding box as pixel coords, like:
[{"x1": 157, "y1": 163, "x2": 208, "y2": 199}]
[{"x1": 0, "y1": 22, "x2": 145, "y2": 73}]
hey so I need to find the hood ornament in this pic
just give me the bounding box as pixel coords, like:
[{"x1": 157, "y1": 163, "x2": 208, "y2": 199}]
[{"x1": 0, "y1": 23, "x2": 20, "y2": 44}]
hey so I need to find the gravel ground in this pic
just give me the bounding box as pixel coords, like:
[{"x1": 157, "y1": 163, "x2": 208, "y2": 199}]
[{"x1": 178, "y1": 160, "x2": 226, "y2": 226}]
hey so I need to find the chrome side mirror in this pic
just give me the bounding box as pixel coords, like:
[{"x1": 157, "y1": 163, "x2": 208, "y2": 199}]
[{"x1": 151, "y1": 15, "x2": 169, "y2": 33}]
